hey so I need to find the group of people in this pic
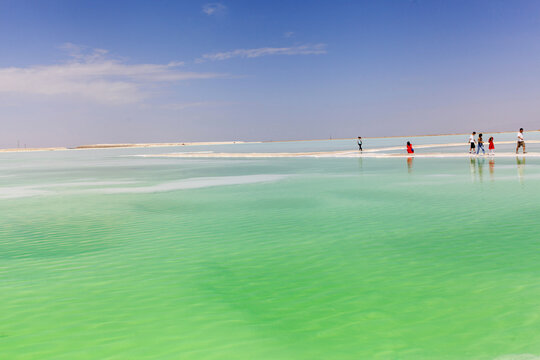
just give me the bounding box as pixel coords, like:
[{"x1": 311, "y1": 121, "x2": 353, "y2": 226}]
[
  {"x1": 468, "y1": 128, "x2": 526, "y2": 155},
  {"x1": 357, "y1": 128, "x2": 528, "y2": 155},
  {"x1": 468, "y1": 132, "x2": 495, "y2": 155}
]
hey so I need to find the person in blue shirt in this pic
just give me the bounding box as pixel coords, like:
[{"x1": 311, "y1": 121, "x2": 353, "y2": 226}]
[{"x1": 476, "y1": 133, "x2": 485, "y2": 155}]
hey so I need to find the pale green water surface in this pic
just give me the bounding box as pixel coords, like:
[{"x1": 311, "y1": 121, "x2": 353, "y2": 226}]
[{"x1": 1, "y1": 135, "x2": 540, "y2": 359}]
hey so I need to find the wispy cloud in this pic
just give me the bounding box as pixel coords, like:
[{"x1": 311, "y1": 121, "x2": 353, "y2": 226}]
[
  {"x1": 202, "y1": 3, "x2": 226, "y2": 15},
  {"x1": 0, "y1": 44, "x2": 222, "y2": 104},
  {"x1": 197, "y1": 43, "x2": 327, "y2": 62},
  {"x1": 159, "y1": 101, "x2": 230, "y2": 111},
  {"x1": 283, "y1": 31, "x2": 295, "y2": 38}
]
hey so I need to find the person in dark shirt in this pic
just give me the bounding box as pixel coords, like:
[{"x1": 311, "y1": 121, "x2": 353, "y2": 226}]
[{"x1": 476, "y1": 133, "x2": 485, "y2": 155}]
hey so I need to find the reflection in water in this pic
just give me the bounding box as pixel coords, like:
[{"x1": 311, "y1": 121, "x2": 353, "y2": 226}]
[
  {"x1": 469, "y1": 157, "x2": 488, "y2": 182},
  {"x1": 469, "y1": 158, "x2": 477, "y2": 182},
  {"x1": 470, "y1": 156, "x2": 528, "y2": 183},
  {"x1": 477, "y1": 157, "x2": 485, "y2": 182},
  {"x1": 407, "y1": 157, "x2": 413, "y2": 173},
  {"x1": 517, "y1": 156, "x2": 525, "y2": 183}
]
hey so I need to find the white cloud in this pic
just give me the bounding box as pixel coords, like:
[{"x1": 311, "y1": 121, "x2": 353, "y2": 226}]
[
  {"x1": 0, "y1": 44, "x2": 222, "y2": 104},
  {"x1": 202, "y1": 3, "x2": 226, "y2": 15},
  {"x1": 197, "y1": 43, "x2": 327, "y2": 62},
  {"x1": 159, "y1": 101, "x2": 226, "y2": 110},
  {"x1": 283, "y1": 31, "x2": 295, "y2": 38}
]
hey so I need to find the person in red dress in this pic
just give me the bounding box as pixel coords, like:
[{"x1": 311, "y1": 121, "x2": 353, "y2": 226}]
[
  {"x1": 406, "y1": 141, "x2": 414, "y2": 154},
  {"x1": 488, "y1": 136, "x2": 495, "y2": 155}
]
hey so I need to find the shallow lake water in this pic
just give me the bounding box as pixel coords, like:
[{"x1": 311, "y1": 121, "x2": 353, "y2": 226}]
[{"x1": 1, "y1": 134, "x2": 540, "y2": 359}]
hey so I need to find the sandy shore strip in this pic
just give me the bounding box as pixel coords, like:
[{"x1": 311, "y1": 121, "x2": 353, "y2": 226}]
[
  {"x1": 361, "y1": 140, "x2": 540, "y2": 152},
  {"x1": 138, "y1": 140, "x2": 540, "y2": 159},
  {"x1": 140, "y1": 150, "x2": 356, "y2": 158},
  {"x1": 0, "y1": 147, "x2": 67, "y2": 153},
  {"x1": 139, "y1": 151, "x2": 540, "y2": 158},
  {"x1": 74, "y1": 141, "x2": 254, "y2": 149},
  {"x1": 0, "y1": 141, "x2": 254, "y2": 153},
  {"x1": 360, "y1": 152, "x2": 540, "y2": 158}
]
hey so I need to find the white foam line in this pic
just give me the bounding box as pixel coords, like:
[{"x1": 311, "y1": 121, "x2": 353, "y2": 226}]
[
  {"x1": 0, "y1": 181, "x2": 139, "y2": 199},
  {"x1": 40, "y1": 180, "x2": 138, "y2": 188},
  {"x1": 0, "y1": 175, "x2": 288, "y2": 199},
  {"x1": 91, "y1": 175, "x2": 288, "y2": 194},
  {"x1": 0, "y1": 187, "x2": 51, "y2": 199}
]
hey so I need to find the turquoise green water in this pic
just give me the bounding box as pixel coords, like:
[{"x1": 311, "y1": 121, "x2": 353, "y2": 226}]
[{"x1": 1, "y1": 135, "x2": 540, "y2": 359}]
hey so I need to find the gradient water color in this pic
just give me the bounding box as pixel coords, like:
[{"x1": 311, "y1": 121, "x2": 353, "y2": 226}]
[{"x1": 1, "y1": 135, "x2": 540, "y2": 359}]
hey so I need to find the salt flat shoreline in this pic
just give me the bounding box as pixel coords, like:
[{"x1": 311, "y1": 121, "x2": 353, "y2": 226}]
[
  {"x1": 139, "y1": 140, "x2": 540, "y2": 158},
  {"x1": 0, "y1": 141, "x2": 253, "y2": 153},
  {"x1": 141, "y1": 151, "x2": 540, "y2": 159},
  {"x1": 0, "y1": 147, "x2": 67, "y2": 153},
  {"x1": 1, "y1": 130, "x2": 539, "y2": 153}
]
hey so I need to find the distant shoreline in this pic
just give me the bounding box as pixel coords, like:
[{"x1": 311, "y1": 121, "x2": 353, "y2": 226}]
[
  {"x1": 1, "y1": 129, "x2": 538, "y2": 153},
  {"x1": 74, "y1": 141, "x2": 252, "y2": 149},
  {"x1": 0, "y1": 141, "x2": 254, "y2": 153}
]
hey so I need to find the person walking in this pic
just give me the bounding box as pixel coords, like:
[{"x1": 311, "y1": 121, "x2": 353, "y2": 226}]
[
  {"x1": 476, "y1": 133, "x2": 485, "y2": 155},
  {"x1": 357, "y1": 136, "x2": 363, "y2": 151},
  {"x1": 516, "y1": 128, "x2": 526, "y2": 154},
  {"x1": 469, "y1": 132, "x2": 476, "y2": 154},
  {"x1": 406, "y1": 141, "x2": 414, "y2": 154},
  {"x1": 488, "y1": 136, "x2": 495, "y2": 155}
]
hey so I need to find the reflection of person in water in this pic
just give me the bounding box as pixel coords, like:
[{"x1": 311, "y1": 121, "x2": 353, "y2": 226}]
[
  {"x1": 517, "y1": 156, "x2": 526, "y2": 183},
  {"x1": 407, "y1": 157, "x2": 413, "y2": 173},
  {"x1": 469, "y1": 157, "x2": 487, "y2": 182},
  {"x1": 489, "y1": 158, "x2": 495, "y2": 181},
  {"x1": 469, "y1": 158, "x2": 476, "y2": 182},
  {"x1": 477, "y1": 157, "x2": 485, "y2": 182}
]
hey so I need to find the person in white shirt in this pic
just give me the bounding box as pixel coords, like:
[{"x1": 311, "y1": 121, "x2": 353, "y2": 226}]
[
  {"x1": 468, "y1": 132, "x2": 476, "y2": 154},
  {"x1": 516, "y1": 128, "x2": 526, "y2": 154}
]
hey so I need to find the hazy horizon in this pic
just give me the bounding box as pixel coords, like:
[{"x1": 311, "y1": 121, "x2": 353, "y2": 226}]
[{"x1": 2, "y1": 0, "x2": 540, "y2": 148}]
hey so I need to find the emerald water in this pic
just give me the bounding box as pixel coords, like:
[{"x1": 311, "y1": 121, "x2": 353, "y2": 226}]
[{"x1": 1, "y1": 135, "x2": 540, "y2": 359}]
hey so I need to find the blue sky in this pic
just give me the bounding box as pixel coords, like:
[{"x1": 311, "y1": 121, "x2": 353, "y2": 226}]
[{"x1": 1, "y1": 0, "x2": 540, "y2": 147}]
